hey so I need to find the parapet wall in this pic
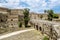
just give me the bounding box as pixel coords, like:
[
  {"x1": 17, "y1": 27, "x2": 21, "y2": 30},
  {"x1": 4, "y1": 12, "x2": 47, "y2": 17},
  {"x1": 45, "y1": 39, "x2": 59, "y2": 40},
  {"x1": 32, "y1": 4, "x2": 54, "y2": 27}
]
[{"x1": 30, "y1": 19, "x2": 60, "y2": 40}]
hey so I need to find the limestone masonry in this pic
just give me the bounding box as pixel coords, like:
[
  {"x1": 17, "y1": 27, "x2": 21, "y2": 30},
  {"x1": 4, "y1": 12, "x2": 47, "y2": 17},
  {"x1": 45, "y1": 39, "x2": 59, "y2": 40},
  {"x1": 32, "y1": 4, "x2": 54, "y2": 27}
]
[
  {"x1": 0, "y1": 7, "x2": 60, "y2": 27},
  {"x1": 0, "y1": 7, "x2": 60, "y2": 40}
]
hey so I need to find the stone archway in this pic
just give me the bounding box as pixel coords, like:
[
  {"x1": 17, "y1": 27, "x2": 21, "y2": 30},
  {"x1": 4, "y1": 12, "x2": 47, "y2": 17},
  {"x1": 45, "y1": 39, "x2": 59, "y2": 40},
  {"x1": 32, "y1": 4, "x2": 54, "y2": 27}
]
[
  {"x1": 39, "y1": 27, "x2": 42, "y2": 31},
  {"x1": 36, "y1": 25, "x2": 38, "y2": 30}
]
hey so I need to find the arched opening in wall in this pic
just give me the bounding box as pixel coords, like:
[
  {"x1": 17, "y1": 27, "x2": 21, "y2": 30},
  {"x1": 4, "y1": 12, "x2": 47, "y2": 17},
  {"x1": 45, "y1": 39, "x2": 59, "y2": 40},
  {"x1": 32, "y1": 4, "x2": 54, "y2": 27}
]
[
  {"x1": 1, "y1": 19, "x2": 4, "y2": 22},
  {"x1": 11, "y1": 19, "x2": 13, "y2": 21},
  {"x1": 39, "y1": 27, "x2": 42, "y2": 31},
  {"x1": 36, "y1": 25, "x2": 38, "y2": 30}
]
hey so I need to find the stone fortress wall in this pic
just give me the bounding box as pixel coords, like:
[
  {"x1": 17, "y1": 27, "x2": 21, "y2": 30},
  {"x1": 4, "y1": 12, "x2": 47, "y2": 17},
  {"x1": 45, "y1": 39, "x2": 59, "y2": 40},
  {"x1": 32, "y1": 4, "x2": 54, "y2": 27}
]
[
  {"x1": 29, "y1": 13, "x2": 48, "y2": 20},
  {"x1": 0, "y1": 7, "x2": 24, "y2": 27},
  {"x1": 0, "y1": 7, "x2": 60, "y2": 27},
  {"x1": 0, "y1": 7, "x2": 9, "y2": 28},
  {"x1": 0, "y1": 7, "x2": 48, "y2": 28},
  {"x1": 30, "y1": 19, "x2": 60, "y2": 40},
  {"x1": 0, "y1": 7, "x2": 60, "y2": 40}
]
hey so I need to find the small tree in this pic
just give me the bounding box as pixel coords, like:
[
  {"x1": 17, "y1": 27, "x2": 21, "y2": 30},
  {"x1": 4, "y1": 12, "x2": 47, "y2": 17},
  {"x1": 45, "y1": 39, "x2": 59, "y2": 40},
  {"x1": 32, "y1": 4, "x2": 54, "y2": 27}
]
[
  {"x1": 43, "y1": 36, "x2": 49, "y2": 40},
  {"x1": 44, "y1": 10, "x2": 59, "y2": 21},
  {"x1": 19, "y1": 22, "x2": 22, "y2": 27},
  {"x1": 23, "y1": 8, "x2": 30, "y2": 27},
  {"x1": 53, "y1": 14, "x2": 59, "y2": 18},
  {"x1": 45, "y1": 10, "x2": 54, "y2": 21},
  {"x1": 44, "y1": 10, "x2": 47, "y2": 13}
]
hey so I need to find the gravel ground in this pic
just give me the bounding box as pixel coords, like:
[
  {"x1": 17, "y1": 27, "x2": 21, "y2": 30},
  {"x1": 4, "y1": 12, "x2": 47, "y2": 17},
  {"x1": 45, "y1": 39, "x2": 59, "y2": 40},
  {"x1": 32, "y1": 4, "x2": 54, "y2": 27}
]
[{"x1": 1, "y1": 30, "x2": 44, "y2": 40}]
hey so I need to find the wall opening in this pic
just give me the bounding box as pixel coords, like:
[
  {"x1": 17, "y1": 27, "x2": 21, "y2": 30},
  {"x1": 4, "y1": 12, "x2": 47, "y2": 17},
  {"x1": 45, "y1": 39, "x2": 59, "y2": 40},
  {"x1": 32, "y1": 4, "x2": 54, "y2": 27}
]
[
  {"x1": 1, "y1": 19, "x2": 4, "y2": 22},
  {"x1": 36, "y1": 25, "x2": 38, "y2": 30},
  {"x1": 11, "y1": 19, "x2": 13, "y2": 21},
  {"x1": 39, "y1": 27, "x2": 42, "y2": 31}
]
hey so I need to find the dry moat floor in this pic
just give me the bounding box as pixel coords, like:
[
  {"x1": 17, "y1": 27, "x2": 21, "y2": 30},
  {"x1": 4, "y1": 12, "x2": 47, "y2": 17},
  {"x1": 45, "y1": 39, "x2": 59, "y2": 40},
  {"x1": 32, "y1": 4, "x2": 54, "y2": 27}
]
[{"x1": 1, "y1": 30, "x2": 44, "y2": 40}]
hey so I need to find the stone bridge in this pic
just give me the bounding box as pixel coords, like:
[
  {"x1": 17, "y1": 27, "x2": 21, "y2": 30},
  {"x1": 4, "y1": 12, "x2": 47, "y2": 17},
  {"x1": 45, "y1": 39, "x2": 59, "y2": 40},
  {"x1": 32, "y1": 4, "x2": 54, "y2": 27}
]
[{"x1": 30, "y1": 19, "x2": 60, "y2": 40}]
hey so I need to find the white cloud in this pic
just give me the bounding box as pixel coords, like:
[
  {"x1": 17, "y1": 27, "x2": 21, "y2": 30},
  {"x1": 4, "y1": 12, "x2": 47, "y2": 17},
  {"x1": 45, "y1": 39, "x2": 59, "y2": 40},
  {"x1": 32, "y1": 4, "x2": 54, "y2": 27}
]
[
  {"x1": 0, "y1": 0, "x2": 60, "y2": 13},
  {"x1": 0, "y1": 0, "x2": 20, "y2": 8},
  {"x1": 48, "y1": 0, "x2": 60, "y2": 8}
]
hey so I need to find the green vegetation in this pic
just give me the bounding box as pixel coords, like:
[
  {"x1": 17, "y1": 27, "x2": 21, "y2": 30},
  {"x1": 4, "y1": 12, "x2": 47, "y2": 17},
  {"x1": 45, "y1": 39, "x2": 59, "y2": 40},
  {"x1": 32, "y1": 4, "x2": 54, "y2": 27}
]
[
  {"x1": 43, "y1": 36, "x2": 49, "y2": 40},
  {"x1": 53, "y1": 14, "x2": 59, "y2": 18},
  {"x1": 23, "y1": 8, "x2": 30, "y2": 27},
  {"x1": 19, "y1": 22, "x2": 22, "y2": 27},
  {"x1": 47, "y1": 10, "x2": 54, "y2": 21},
  {"x1": 44, "y1": 10, "x2": 59, "y2": 21}
]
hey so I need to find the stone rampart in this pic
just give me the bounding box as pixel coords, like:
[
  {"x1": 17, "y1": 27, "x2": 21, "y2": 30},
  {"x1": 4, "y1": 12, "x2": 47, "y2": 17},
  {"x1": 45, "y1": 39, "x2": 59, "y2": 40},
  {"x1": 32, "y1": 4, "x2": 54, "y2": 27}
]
[{"x1": 30, "y1": 19, "x2": 60, "y2": 40}]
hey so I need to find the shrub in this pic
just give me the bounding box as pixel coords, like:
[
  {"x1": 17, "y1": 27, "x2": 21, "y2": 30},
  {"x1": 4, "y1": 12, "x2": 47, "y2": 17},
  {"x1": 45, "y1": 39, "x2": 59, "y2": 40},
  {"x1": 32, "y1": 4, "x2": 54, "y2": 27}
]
[
  {"x1": 43, "y1": 36, "x2": 49, "y2": 40},
  {"x1": 19, "y1": 22, "x2": 22, "y2": 27},
  {"x1": 53, "y1": 14, "x2": 59, "y2": 18},
  {"x1": 23, "y1": 8, "x2": 30, "y2": 27}
]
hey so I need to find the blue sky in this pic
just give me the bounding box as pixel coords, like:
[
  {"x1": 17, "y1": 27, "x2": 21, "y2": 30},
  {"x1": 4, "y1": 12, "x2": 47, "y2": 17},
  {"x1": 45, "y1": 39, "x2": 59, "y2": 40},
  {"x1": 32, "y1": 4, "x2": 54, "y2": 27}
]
[{"x1": 0, "y1": 0, "x2": 60, "y2": 13}]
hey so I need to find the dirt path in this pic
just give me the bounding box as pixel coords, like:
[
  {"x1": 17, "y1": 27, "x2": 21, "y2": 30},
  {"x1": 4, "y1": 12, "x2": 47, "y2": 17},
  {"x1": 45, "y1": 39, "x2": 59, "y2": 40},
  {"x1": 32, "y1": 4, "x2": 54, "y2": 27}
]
[
  {"x1": 1, "y1": 30, "x2": 43, "y2": 40},
  {"x1": 0, "y1": 29, "x2": 35, "y2": 40}
]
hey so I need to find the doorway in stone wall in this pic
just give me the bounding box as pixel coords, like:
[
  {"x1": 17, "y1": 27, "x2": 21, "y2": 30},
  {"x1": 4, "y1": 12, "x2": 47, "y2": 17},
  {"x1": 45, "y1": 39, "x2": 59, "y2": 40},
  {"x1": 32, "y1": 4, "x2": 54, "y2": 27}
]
[
  {"x1": 39, "y1": 27, "x2": 42, "y2": 31},
  {"x1": 36, "y1": 25, "x2": 38, "y2": 30}
]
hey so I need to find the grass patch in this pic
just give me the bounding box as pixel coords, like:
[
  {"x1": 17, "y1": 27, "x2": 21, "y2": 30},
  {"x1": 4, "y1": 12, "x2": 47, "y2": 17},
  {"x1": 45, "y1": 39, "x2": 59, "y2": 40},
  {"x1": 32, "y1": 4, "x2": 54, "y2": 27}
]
[{"x1": 43, "y1": 36, "x2": 49, "y2": 40}]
